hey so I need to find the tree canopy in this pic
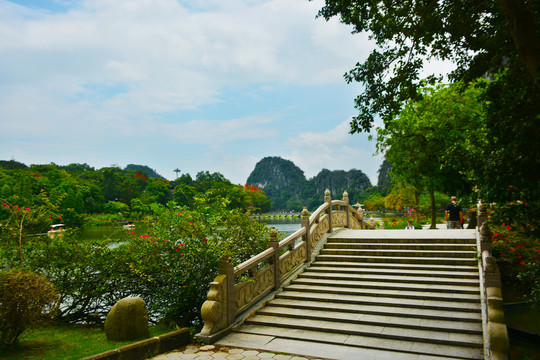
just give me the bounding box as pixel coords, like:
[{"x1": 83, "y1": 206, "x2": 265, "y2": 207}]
[
  {"x1": 317, "y1": 0, "x2": 539, "y2": 207},
  {"x1": 375, "y1": 81, "x2": 487, "y2": 226},
  {"x1": 317, "y1": 0, "x2": 539, "y2": 131}
]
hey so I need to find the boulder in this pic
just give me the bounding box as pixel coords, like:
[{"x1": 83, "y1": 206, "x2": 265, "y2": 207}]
[{"x1": 104, "y1": 297, "x2": 150, "y2": 341}]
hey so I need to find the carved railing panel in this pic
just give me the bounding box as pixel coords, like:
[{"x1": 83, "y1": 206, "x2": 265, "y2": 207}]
[
  {"x1": 310, "y1": 215, "x2": 329, "y2": 249},
  {"x1": 280, "y1": 242, "x2": 306, "y2": 281},
  {"x1": 234, "y1": 265, "x2": 274, "y2": 315},
  {"x1": 332, "y1": 210, "x2": 348, "y2": 227}
]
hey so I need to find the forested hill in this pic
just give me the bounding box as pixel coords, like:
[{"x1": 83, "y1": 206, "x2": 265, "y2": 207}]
[
  {"x1": 246, "y1": 156, "x2": 372, "y2": 211},
  {"x1": 124, "y1": 164, "x2": 165, "y2": 179}
]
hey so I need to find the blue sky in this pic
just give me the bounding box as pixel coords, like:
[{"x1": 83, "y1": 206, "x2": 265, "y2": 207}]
[{"x1": 1, "y1": 0, "x2": 386, "y2": 185}]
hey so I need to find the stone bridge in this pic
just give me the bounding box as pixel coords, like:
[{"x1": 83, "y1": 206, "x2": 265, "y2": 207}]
[{"x1": 195, "y1": 191, "x2": 508, "y2": 360}]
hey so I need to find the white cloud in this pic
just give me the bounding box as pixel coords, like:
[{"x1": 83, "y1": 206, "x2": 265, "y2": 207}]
[{"x1": 0, "y1": 0, "x2": 380, "y2": 187}]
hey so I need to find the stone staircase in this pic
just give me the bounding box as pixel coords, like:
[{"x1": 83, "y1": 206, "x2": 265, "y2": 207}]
[{"x1": 217, "y1": 229, "x2": 483, "y2": 360}]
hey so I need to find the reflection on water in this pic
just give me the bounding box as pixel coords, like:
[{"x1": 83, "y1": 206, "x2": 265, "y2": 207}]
[
  {"x1": 77, "y1": 223, "x2": 151, "y2": 241},
  {"x1": 258, "y1": 218, "x2": 301, "y2": 237}
]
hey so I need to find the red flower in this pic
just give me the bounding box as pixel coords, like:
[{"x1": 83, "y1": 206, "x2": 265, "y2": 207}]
[
  {"x1": 506, "y1": 226, "x2": 511, "y2": 231},
  {"x1": 520, "y1": 262, "x2": 524, "y2": 265}
]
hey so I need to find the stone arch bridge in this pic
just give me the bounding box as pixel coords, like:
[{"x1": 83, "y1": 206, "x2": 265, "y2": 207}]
[{"x1": 195, "y1": 190, "x2": 508, "y2": 360}]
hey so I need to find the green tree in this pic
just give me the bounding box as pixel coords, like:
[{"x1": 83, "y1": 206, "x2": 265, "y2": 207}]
[
  {"x1": 376, "y1": 82, "x2": 486, "y2": 227},
  {"x1": 316, "y1": 0, "x2": 540, "y2": 210}
]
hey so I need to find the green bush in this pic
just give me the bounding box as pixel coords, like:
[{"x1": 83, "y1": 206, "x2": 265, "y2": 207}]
[
  {"x1": 0, "y1": 270, "x2": 59, "y2": 348},
  {"x1": 14, "y1": 195, "x2": 269, "y2": 328}
]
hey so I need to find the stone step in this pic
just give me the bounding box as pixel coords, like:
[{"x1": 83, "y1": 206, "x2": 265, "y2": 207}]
[
  {"x1": 319, "y1": 248, "x2": 477, "y2": 258},
  {"x1": 276, "y1": 290, "x2": 482, "y2": 312},
  {"x1": 284, "y1": 284, "x2": 481, "y2": 303},
  {"x1": 292, "y1": 277, "x2": 480, "y2": 294},
  {"x1": 327, "y1": 237, "x2": 477, "y2": 244},
  {"x1": 227, "y1": 325, "x2": 483, "y2": 359},
  {"x1": 256, "y1": 306, "x2": 483, "y2": 334},
  {"x1": 306, "y1": 265, "x2": 479, "y2": 279},
  {"x1": 310, "y1": 261, "x2": 478, "y2": 273},
  {"x1": 217, "y1": 331, "x2": 483, "y2": 360},
  {"x1": 300, "y1": 270, "x2": 480, "y2": 285},
  {"x1": 324, "y1": 242, "x2": 477, "y2": 251},
  {"x1": 244, "y1": 315, "x2": 483, "y2": 348},
  {"x1": 268, "y1": 298, "x2": 482, "y2": 323},
  {"x1": 316, "y1": 254, "x2": 478, "y2": 266}
]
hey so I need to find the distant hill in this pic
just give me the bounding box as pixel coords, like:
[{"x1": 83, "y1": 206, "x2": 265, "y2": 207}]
[
  {"x1": 124, "y1": 164, "x2": 165, "y2": 179},
  {"x1": 246, "y1": 156, "x2": 372, "y2": 211},
  {"x1": 377, "y1": 159, "x2": 392, "y2": 191}
]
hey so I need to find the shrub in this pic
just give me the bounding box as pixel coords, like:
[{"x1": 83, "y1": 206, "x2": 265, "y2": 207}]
[
  {"x1": 0, "y1": 270, "x2": 59, "y2": 347},
  {"x1": 18, "y1": 195, "x2": 269, "y2": 328}
]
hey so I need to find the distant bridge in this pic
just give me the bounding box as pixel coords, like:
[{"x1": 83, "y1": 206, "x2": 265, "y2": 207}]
[{"x1": 196, "y1": 191, "x2": 508, "y2": 360}]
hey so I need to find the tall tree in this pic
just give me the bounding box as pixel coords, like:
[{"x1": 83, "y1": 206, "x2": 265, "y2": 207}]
[
  {"x1": 376, "y1": 82, "x2": 486, "y2": 227},
  {"x1": 317, "y1": 0, "x2": 539, "y2": 205}
]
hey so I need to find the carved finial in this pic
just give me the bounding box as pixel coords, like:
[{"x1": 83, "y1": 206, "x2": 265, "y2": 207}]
[
  {"x1": 343, "y1": 191, "x2": 349, "y2": 203},
  {"x1": 301, "y1": 207, "x2": 309, "y2": 218},
  {"x1": 324, "y1": 189, "x2": 331, "y2": 203},
  {"x1": 269, "y1": 227, "x2": 278, "y2": 243}
]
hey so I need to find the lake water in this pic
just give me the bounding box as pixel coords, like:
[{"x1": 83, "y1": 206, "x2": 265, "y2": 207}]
[{"x1": 77, "y1": 219, "x2": 301, "y2": 242}]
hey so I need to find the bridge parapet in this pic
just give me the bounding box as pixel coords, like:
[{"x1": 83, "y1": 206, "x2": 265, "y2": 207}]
[
  {"x1": 197, "y1": 189, "x2": 370, "y2": 343},
  {"x1": 477, "y1": 200, "x2": 509, "y2": 360}
]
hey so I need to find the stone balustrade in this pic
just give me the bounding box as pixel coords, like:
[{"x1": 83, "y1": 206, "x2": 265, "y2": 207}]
[
  {"x1": 196, "y1": 189, "x2": 369, "y2": 343},
  {"x1": 477, "y1": 200, "x2": 509, "y2": 360}
]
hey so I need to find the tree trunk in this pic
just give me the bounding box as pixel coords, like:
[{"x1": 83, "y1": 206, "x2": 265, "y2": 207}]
[
  {"x1": 497, "y1": 0, "x2": 540, "y2": 81},
  {"x1": 414, "y1": 188, "x2": 420, "y2": 223},
  {"x1": 429, "y1": 189, "x2": 437, "y2": 229}
]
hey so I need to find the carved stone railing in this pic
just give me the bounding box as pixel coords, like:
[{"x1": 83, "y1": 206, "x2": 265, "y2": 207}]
[
  {"x1": 477, "y1": 200, "x2": 509, "y2": 360},
  {"x1": 196, "y1": 189, "x2": 370, "y2": 343}
]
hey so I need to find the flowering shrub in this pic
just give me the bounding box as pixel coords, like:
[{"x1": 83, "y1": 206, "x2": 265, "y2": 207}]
[
  {"x1": 381, "y1": 217, "x2": 422, "y2": 229},
  {"x1": 489, "y1": 200, "x2": 540, "y2": 307},
  {"x1": 13, "y1": 194, "x2": 270, "y2": 327}
]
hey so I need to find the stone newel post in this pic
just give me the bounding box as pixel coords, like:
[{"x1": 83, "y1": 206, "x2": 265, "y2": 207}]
[
  {"x1": 325, "y1": 189, "x2": 332, "y2": 233},
  {"x1": 343, "y1": 191, "x2": 350, "y2": 229},
  {"x1": 269, "y1": 227, "x2": 280, "y2": 290},
  {"x1": 301, "y1": 208, "x2": 311, "y2": 263}
]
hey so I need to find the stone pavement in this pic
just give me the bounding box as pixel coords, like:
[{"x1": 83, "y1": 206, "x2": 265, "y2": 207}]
[{"x1": 152, "y1": 343, "x2": 323, "y2": 360}]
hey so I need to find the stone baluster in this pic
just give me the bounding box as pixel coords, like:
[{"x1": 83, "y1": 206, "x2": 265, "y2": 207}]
[
  {"x1": 269, "y1": 228, "x2": 280, "y2": 290},
  {"x1": 325, "y1": 189, "x2": 332, "y2": 233},
  {"x1": 218, "y1": 255, "x2": 235, "y2": 326},
  {"x1": 301, "y1": 208, "x2": 311, "y2": 263},
  {"x1": 343, "y1": 191, "x2": 350, "y2": 229},
  {"x1": 477, "y1": 200, "x2": 487, "y2": 230},
  {"x1": 357, "y1": 205, "x2": 364, "y2": 229},
  {"x1": 478, "y1": 219, "x2": 508, "y2": 359}
]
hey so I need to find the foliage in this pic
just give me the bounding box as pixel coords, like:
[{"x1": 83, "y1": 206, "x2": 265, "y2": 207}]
[
  {"x1": 3, "y1": 195, "x2": 270, "y2": 328},
  {"x1": 0, "y1": 270, "x2": 59, "y2": 348},
  {"x1": 316, "y1": 0, "x2": 539, "y2": 230},
  {"x1": 1, "y1": 192, "x2": 61, "y2": 264},
  {"x1": 375, "y1": 82, "x2": 486, "y2": 227},
  {"x1": 122, "y1": 196, "x2": 270, "y2": 326},
  {"x1": 316, "y1": 0, "x2": 539, "y2": 131},
  {"x1": 0, "y1": 163, "x2": 272, "y2": 226},
  {"x1": 518, "y1": 262, "x2": 540, "y2": 310},
  {"x1": 383, "y1": 218, "x2": 422, "y2": 230}
]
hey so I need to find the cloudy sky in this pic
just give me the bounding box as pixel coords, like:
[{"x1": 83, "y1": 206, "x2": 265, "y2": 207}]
[{"x1": 1, "y1": 0, "x2": 385, "y2": 185}]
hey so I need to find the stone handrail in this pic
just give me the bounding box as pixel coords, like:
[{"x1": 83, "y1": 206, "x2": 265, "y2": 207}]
[
  {"x1": 196, "y1": 189, "x2": 370, "y2": 343},
  {"x1": 477, "y1": 200, "x2": 509, "y2": 360}
]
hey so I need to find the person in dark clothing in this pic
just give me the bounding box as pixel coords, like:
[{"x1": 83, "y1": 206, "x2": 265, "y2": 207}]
[{"x1": 445, "y1": 196, "x2": 463, "y2": 229}]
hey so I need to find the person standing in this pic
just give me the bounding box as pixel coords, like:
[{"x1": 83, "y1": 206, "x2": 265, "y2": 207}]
[
  {"x1": 405, "y1": 220, "x2": 415, "y2": 230},
  {"x1": 445, "y1": 196, "x2": 463, "y2": 229}
]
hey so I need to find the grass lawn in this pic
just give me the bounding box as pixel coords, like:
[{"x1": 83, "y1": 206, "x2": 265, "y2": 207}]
[{"x1": 0, "y1": 323, "x2": 172, "y2": 360}]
